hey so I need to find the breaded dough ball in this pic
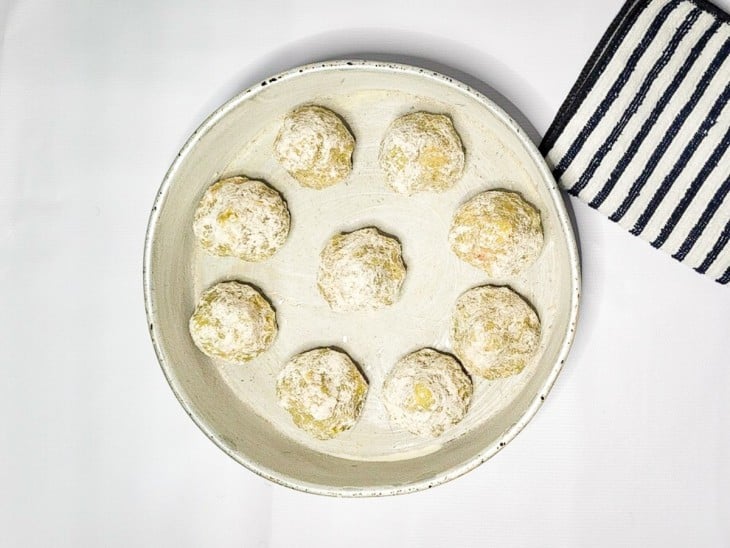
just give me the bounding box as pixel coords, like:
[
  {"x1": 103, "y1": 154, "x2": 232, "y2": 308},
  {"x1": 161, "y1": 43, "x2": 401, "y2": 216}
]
[
  {"x1": 276, "y1": 348, "x2": 368, "y2": 440},
  {"x1": 274, "y1": 105, "x2": 355, "y2": 189},
  {"x1": 382, "y1": 349, "x2": 472, "y2": 438},
  {"x1": 449, "y1": 190, "x2": 543, "y2": 277},
  {"x1": 451, "y1": 286, "x2": 540, "y2": 380},
  {"x1": 189, "y1": 281, "x2": 277, "y2": 364},
  {"x1": 317, "y1": 227, "x2": 406, "y2": 312},
  {"x1": 379, "y1": 112, "x2": 464, "y2": 194},
  {"x1": 193, "y1": 176, "x2": 290, "y2": 261}
]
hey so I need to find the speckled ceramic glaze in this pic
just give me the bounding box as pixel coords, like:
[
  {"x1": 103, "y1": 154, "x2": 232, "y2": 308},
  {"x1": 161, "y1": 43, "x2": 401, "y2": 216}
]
[{"x1": 143, "y1": 60, "x2": 581, "y2": 497}]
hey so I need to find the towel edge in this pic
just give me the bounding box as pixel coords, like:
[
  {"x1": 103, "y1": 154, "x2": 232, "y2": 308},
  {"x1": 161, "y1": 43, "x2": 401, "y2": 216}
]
[{"x1": 539, "y1": 0, "x2": 729, "y2": 155}]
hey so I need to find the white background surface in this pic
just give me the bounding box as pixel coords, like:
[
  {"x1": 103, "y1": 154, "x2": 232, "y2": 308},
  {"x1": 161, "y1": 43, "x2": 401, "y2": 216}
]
[{"x1": 1, "y1": 0, "x2": 729, "y2": 546}]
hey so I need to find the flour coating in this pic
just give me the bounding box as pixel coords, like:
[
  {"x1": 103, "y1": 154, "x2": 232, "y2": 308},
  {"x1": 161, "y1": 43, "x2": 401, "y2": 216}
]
[
  {"x1": 276, "y1": 348, "x2": 368, "y2": 440},
  {"x1": 379, "y1": 112, "x2": 464, "y2": 194},
  {"x1": 193, "y1": 177, "x2": 290, "y2": 261},
  {"x1": 274, "y1": 105, "x2": 355, "y2": 189},
  {"x1": 451, "y1": 285, "x2": 540, "y2": 379},
  {"x1": 189, "y1": 281, "x2": 277, "y2": 364},
  {"x1": 449, "y1": 190, "x2": 543, "y2": 277},
  {"x1": 383, "y1": 349, "x2": 472, "y2": 438},
  {"x1": 317, "y1": 227, "x2": 406, "y2": 312}
]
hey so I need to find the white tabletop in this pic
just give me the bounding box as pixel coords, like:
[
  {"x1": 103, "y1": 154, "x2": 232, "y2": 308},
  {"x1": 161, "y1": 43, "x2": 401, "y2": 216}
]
[{"x1": 2, "y1": 1, "x2": 729, "y2": 546}]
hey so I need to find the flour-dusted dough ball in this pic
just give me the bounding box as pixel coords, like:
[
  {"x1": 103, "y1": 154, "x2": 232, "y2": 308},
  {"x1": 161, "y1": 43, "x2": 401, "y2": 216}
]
[
  {"x1": 379, "y1": 112, "x2": 464, "y2": 194},
  {"x1": 274, "y1": 105, "x2": 355, "y2": 189},
  {"x1": 451, "y1": 286, "x2": 540, "y2": 380},
  {"x1": 276, "y1": 348, "x2": 368, "y2": 440},
  {"x1": 189, "y1": 281, "x2": 277, "y2": 364},
  {"x1": 317, "y1": 227, "x2": 406, "y2": 312},
  {"x1": 193, "y1": 176, "x2": 290, "y2": 261},
  {"x1": 449, "y1": 190, "x2": 543, "y2": 277},
  {"x1": 383, "y1": 349, "x2": 472, "y2": 438}
]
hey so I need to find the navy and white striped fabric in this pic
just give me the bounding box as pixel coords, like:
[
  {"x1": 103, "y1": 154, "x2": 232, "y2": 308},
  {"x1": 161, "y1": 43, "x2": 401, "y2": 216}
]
[{"x1": 541, "y1": 0, "x2": 730, "y2": 284}]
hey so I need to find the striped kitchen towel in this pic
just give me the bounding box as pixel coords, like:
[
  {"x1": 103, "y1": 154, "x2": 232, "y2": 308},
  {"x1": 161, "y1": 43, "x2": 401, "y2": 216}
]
[{"x1": 541, "y1": 0, "x2": 730, "y2": 284}]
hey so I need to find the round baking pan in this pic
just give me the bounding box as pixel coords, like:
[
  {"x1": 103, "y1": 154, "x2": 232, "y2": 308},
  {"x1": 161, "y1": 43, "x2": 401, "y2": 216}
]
[{"x1": 143, "y1": 60, "x2": 580, "y2": 496}]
